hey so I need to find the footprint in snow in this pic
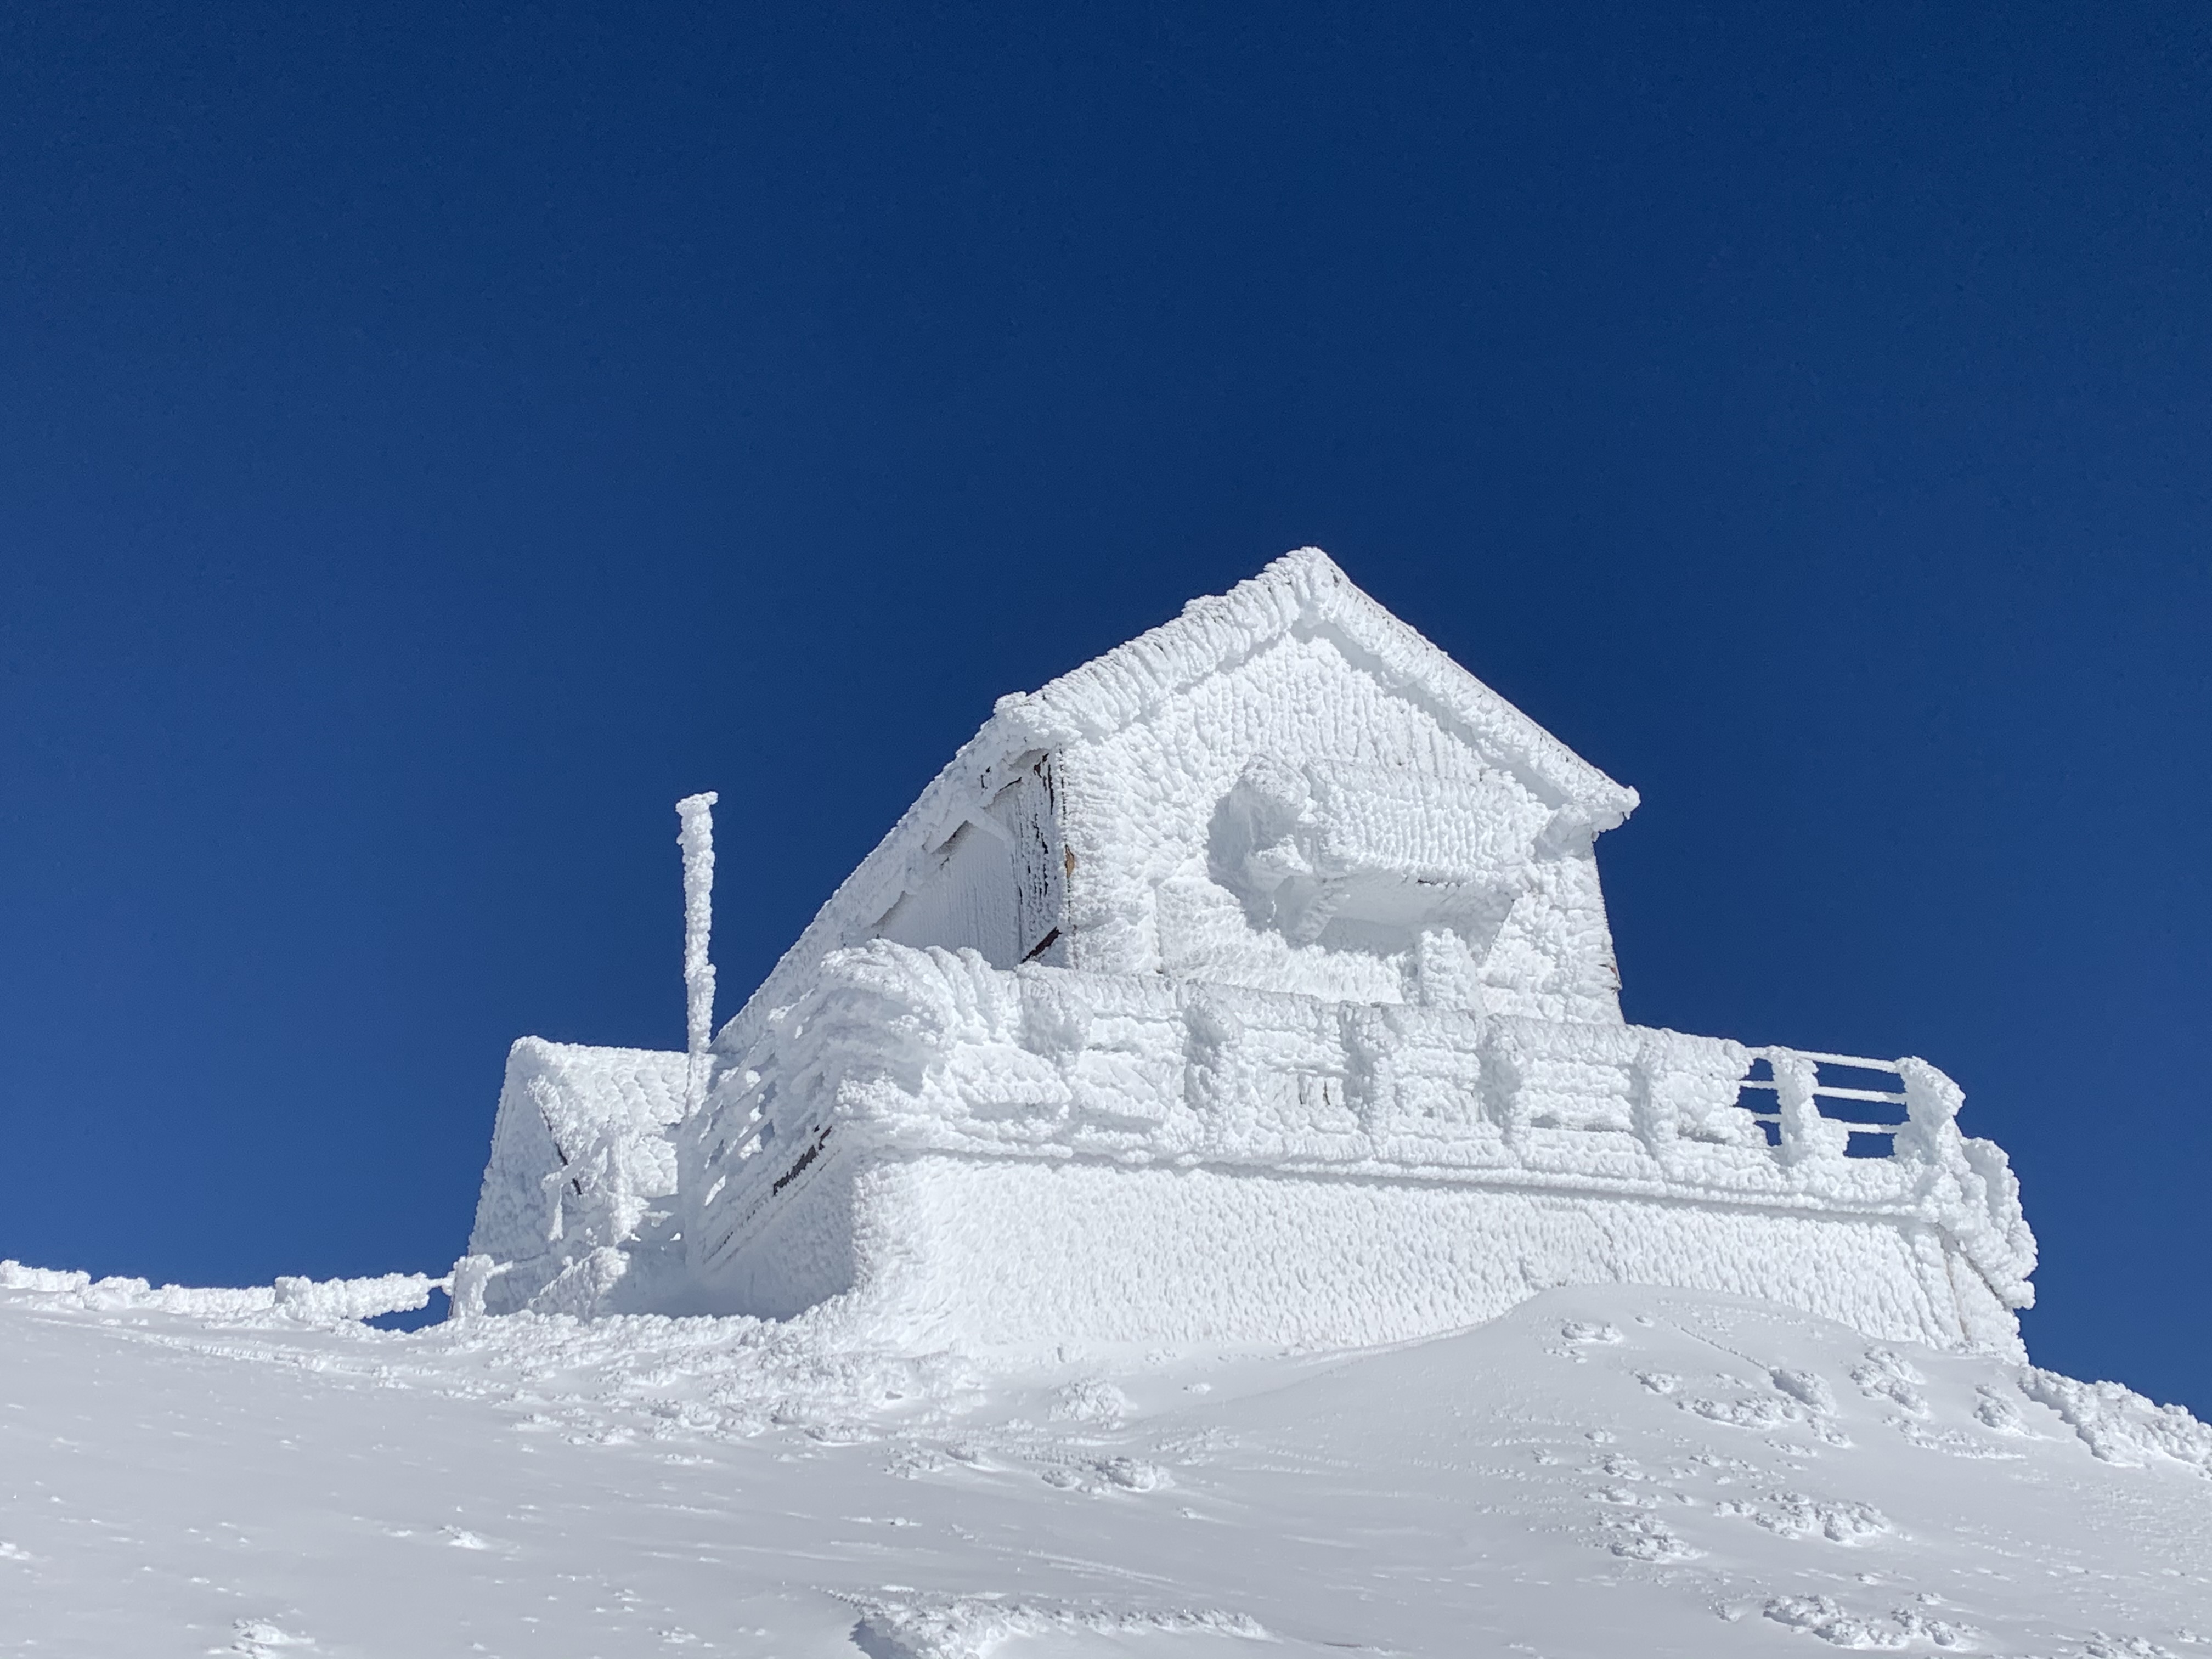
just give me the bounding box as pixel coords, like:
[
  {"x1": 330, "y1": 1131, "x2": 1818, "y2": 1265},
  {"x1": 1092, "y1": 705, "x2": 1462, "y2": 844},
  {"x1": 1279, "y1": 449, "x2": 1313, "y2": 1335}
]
[
  {"x1": 1684, "y1": 1394, "x2": 1798, "y2": 1430},
  {"x1": 2081, "y1": 1634, "x2": 2183, "y2": 1658},
  {"x1": 1972, "y1": 1385, "x2": 2033, "y2": 1436},
  {"x1": 228, "y1": 1620, "x2": 317, "y2": 1656},
  {"x1": 1051, "y1": 1379, "x2": 1134, "y2": 1425},
  {"x1": 1896, "y1": 1420, "x2": 2025, "y2": 1460},
  {"x1": 1585, "y1": 1485, "x2": 1651, "y2": 1508},
  {"x1": 1560, "y1": 1322, "x2": 1623, "y2": 1344},
  {"x1": 1770, "y1": 1368, "x2": 1839, "y2": 1415},
  {"x1": 1849, "y1": 1350, "x2": 1930, "y2": 1418},
  {"x1": 1717, "y1": 1492, "x2": 1889, "y2": 1543},
  {"x1": 1041, "y1": 1457, "x2": 1169, "y2": 1494},
  {"x1": 1602, "y1": 1514, "x2": 1701, "y2": 1562},
  {"x1": 1761, "y1": 1595, "x2": 1972, "y2": 1649}
]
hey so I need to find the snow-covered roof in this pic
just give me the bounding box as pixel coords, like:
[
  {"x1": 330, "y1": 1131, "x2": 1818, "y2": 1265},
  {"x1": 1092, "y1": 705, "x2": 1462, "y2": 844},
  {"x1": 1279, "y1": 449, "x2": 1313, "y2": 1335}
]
[{"x1": 714, "y1": 548, "x2": 1637, "y2": 1054}]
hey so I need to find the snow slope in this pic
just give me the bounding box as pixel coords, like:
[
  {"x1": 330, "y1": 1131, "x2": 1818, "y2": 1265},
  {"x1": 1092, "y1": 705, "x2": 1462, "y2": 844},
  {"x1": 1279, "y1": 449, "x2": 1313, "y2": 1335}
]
[{"x1": 2, "y1": 1275, "x2": 2205, "y2": 1656}]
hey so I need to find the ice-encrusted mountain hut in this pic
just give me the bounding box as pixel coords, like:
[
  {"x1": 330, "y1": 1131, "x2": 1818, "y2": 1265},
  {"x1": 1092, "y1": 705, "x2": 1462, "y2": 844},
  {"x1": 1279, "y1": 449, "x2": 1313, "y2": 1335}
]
[{"x1": 466, "y1": 549, "x2": 2035, "y2": 1354}]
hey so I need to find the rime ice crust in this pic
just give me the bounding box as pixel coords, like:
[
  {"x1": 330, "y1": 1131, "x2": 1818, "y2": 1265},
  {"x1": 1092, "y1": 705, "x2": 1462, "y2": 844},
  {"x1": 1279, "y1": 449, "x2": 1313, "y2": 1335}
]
[
  {"x1": 466, "y1": 1039, "x2": 690, "y2": 1316},
  {"x1": 675, "y1": 942, "x2": 2032, "y2": 1353},
  {"x1": 467, "y1": 549, "x2": 2036, "y2": 1351}
]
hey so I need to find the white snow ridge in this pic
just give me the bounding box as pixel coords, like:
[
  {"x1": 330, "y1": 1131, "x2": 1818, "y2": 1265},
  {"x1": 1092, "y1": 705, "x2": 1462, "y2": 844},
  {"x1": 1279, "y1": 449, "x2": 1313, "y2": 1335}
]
[{"x1": 3, "y1": 551, "x2": 2206, "y2": 1656}]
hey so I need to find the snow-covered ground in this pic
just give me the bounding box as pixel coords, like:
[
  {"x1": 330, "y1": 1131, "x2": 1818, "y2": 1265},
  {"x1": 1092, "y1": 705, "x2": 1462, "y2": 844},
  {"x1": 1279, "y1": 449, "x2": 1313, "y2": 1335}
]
[{"x1": 3, "y1": 1273, "x2": 2206, "y2": 1657}]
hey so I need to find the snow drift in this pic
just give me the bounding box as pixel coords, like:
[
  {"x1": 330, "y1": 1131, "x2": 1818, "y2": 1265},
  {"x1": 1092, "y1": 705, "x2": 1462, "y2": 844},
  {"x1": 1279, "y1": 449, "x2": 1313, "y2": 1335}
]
[{"x1": 2, "y1": 1273, "x2": 2203, "y2": 1656}]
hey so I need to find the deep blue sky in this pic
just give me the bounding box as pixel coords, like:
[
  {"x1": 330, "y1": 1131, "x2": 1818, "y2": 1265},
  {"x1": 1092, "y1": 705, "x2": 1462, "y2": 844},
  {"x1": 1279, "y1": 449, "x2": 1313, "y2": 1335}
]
[{"x1": 2, "y1": 3, "x2": 2205, "y2": 1407}]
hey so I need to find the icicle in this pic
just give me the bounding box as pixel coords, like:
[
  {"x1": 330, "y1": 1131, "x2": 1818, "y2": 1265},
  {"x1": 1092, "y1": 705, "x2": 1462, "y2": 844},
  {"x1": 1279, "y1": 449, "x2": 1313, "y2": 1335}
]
[{"x1": 676, "y1": 792, "x2": 718, "y2": 1112}]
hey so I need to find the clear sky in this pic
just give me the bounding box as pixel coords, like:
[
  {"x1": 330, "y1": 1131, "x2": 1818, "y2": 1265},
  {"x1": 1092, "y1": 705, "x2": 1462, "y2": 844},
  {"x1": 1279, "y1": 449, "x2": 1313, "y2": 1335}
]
[{"x1": 2, "y1": 3, "x2": 2205, "y2": 1409}]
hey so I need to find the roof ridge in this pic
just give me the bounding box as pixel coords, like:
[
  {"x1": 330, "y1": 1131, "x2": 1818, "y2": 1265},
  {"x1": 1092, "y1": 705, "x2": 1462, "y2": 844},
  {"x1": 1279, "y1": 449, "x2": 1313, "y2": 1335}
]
[
  {"x1": 709, "y1": 549, "x2": 1634, "y2": 1056},
  {"x1": 991, "y1": 547, "x2": 1630, "y2": 816}
]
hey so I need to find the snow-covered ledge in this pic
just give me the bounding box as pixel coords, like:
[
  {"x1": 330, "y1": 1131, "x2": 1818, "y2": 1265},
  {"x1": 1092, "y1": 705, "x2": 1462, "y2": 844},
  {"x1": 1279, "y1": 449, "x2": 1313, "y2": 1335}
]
[{"x1": 675, "y1": 941, "x2": 2034, "y2": 1356}]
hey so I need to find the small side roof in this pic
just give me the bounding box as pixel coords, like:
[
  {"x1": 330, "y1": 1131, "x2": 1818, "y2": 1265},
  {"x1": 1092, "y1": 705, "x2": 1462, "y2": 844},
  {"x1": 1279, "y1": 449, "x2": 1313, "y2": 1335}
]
[{"x1": 713, "y1": 549, "x2": 1637, "y2": 1054}]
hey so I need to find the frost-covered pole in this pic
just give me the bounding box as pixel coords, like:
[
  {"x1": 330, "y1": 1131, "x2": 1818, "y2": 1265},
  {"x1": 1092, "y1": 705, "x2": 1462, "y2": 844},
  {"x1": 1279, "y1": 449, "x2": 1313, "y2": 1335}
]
[{"x1": 676, "y1": 792, "x2": 719, "y2": 1113}]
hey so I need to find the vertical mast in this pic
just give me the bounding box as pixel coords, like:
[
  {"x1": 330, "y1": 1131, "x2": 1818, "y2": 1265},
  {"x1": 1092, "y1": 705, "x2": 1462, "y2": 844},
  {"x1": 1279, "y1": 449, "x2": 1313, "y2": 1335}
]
[{"x1": 675, "y1": 792, "x2": 718, "y2": 1112}]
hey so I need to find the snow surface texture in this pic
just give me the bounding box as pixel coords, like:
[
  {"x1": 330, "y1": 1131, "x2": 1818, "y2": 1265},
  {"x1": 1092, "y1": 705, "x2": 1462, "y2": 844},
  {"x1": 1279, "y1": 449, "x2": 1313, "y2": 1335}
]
[
  {"x1": 2, "y1": 1276, "x2": 2203, "y2": 1655},
  {"x1": 467, "y1": 551, "x2": 2032, "y2": 1350}
]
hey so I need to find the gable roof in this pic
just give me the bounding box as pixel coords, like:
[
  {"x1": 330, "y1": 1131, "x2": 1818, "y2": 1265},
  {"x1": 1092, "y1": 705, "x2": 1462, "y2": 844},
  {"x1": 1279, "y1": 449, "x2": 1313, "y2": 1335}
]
[{"x1": 712, "y1": 548, "x2": 1638, "y2": 1055}]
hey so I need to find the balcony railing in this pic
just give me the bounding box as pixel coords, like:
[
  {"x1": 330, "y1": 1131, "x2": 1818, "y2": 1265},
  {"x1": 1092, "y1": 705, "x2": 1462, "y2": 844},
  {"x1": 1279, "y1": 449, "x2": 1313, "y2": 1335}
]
[
  {"x1": 681, "y1": 941, "x2": 2031, "y2": 1311},
  {"x1": 1734, "y1": 1048, "x2": 1962, "y2": 1165}
]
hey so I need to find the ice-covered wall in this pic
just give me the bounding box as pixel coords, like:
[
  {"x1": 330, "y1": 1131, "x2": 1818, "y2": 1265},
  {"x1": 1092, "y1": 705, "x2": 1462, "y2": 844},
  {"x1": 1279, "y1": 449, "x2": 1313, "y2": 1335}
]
[
  {"x1": 774, "y1": 1155, "x2": 1997, "y2": 1352},
  {"x1": 1051, "y1": 628, "x2": 1623, "y2": 1019},
  {"x1": 677, "y1": 941, "x2": 2034, "y2": 1354},
  {"x1": 467, "y1": 1039, "x2": 691, "y2": 1316},
  {"x1": 875, "y1": 756, "x2": 1064, "y2": 970}
]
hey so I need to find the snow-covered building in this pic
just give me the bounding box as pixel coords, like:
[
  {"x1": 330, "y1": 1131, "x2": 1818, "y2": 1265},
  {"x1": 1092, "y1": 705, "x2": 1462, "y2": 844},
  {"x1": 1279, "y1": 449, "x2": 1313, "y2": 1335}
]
[{"x1": 466, "y1": 550, "x2": 2036, "y2": 1355}]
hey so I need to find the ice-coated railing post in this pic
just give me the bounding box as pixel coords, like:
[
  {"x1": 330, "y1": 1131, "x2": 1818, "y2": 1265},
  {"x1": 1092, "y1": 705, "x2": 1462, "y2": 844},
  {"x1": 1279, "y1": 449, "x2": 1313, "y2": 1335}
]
[
  {"x1": 447, "y1": 1254, "x2": 495, "y2": 1322},
  {"x1": 1770, "y1": 1048, "x2": 1848, "y2": 1165},
  {"x1": 676, "y1": 791, "x2": 719, "y2": 1115},
  {"x1": 1894, "y1": 1054, "x2": 1965, "y2": 1164}
]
